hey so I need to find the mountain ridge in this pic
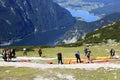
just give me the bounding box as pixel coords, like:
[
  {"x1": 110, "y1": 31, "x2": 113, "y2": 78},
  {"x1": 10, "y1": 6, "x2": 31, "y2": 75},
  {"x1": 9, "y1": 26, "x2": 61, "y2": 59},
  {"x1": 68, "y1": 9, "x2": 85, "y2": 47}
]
[
  {"x1": 56, "y1": 13, "x2": 120, "y2": 45},
  {"x1": 0, "y1": 0, "x2": 76, "y2": 46}
]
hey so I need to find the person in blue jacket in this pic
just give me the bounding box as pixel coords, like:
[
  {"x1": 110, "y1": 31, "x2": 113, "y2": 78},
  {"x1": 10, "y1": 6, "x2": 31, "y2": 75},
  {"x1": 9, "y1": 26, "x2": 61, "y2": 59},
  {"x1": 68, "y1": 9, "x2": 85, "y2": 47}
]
[{"x1": 75, "y1": 51, "x2": 81, "y2": 63}]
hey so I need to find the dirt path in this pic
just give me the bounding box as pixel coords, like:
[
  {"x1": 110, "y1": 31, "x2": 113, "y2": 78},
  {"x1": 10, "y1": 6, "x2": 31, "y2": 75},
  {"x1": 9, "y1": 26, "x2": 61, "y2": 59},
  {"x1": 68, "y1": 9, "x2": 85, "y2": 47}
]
[
  {"x1": 1, "y1": 62, "x2": 120, "y2": 70},
  {"x1": 1, "y1": 57, "x2": 120, "y2": 70}
]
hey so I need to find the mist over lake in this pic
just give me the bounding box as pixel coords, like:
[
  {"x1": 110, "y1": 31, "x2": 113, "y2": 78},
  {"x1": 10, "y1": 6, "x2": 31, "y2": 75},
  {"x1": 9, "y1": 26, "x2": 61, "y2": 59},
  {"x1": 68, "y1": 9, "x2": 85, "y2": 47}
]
[{"x1": 66, "y1": 8, "x2": 99, "y2": 22}]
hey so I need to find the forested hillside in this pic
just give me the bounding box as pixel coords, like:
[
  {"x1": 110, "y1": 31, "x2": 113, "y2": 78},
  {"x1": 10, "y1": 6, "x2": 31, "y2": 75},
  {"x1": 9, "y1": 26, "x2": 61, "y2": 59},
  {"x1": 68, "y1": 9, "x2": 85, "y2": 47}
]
[{"x1": 78, "y1": 21, "x2": 120, "y2": 44}]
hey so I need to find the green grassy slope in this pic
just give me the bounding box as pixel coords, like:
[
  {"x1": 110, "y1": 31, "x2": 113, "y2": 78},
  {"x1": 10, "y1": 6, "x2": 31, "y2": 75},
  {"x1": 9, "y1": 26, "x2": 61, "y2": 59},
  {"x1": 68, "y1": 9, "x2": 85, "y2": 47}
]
[{"x1": 77, "y1": 21, "x2": 120, "y2": 44}]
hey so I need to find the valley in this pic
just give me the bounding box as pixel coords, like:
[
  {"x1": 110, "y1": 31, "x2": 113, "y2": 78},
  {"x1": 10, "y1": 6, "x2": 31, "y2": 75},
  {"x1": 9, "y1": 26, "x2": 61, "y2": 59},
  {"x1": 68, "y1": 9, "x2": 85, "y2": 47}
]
[{"x1": 0, "y1": 0, "x2": 120, "y2": 46}]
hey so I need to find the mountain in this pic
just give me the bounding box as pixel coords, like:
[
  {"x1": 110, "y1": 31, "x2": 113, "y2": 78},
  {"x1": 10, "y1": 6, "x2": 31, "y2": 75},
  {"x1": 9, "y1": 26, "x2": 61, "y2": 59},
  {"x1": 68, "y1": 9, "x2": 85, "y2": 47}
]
[
  {"x1": 0, "y1": 0, "x2": 76, "y2": 46},
  {"x1": 89, "y1": 0, "x2": 120, "y2": 16},
  {"x1": 56, "y1": 13, "x2": 120, "y2": 44},
  {"x1": 54, "y1": 0, "x2": 120, "y2": 17},
  {"x1": 78, "y1": 21, "x2": 120, "y2": 44},
  {"x1": 53, "y1": 0, "x2": 120, "y2": 45},
  {"x1": 59, "y1": 20, "x2": 120, "y2": 47}
]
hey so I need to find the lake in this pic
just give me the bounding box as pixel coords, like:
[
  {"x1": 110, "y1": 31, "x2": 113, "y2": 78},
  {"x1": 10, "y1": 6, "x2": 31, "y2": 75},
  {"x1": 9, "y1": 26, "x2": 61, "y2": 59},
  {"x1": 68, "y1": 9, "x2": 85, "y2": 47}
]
[{"x1": 66, "y1": 8, "x2": 99, "y2": 22}]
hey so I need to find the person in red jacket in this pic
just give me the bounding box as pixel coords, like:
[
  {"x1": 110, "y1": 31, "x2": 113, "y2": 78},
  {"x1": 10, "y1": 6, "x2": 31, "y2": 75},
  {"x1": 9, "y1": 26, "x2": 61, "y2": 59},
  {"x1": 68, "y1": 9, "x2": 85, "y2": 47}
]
[{"x1": 8, "y1": 49, "x2": 12, "y2": 61}]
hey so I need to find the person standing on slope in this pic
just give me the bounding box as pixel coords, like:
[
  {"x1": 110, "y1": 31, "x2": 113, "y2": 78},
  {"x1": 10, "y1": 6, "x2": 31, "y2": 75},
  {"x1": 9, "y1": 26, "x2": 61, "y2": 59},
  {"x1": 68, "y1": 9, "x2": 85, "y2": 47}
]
[
  {"x1": 75, "y1": 51, "x2": 81, "y2": 63},
  {"x1": 84, "y1": 46, "x2": 89, "y2": 56},
  {"x1": 23, "y1": 48, "x2": 27, "y2": 56},
  {"x1": 38, "y1": 47, "x2": 42, "y2": 57},
  {"x1": 86, "y1": 50, "x2": 91, "y2": 63},
  {"x1": 11, "y1": 48, "x2": 16, "y2": 58},
  {"x1": 57, "y1": 52, "x2": 63, "y2": 64},
  {"x1": 110, "y1": 48, "x2": 115, "y2": 58}
]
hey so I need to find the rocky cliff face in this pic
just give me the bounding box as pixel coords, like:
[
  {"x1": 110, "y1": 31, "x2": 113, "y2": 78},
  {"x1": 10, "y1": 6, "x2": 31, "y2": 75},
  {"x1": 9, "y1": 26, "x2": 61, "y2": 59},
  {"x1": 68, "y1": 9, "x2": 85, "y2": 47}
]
[
  {"x1": 0, "y1": 0, "x2": 75, "y2": 46},
  {"x1": 56, "y1": 13, "x2": 120, "y2": 44}
]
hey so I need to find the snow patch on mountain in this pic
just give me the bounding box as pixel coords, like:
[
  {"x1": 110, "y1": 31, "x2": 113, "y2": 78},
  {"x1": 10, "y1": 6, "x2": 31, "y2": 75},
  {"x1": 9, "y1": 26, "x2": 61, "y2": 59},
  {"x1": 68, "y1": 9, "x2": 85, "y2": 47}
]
[
  {"x1": 63, "y1": 36, "x2": 77, "y2": 44},
  {"x1": 0, "y1": 0, "x2": 6, "y2": 7},
  {"x1": 10, "y1": 7, "x2": 16, "y2": 15},
  {"x1": 6, "y1": 20, "x2": 11, "y2": 25},
  {"x1": 0, "y1": 41, "x2": 12, "y2": 46}
]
